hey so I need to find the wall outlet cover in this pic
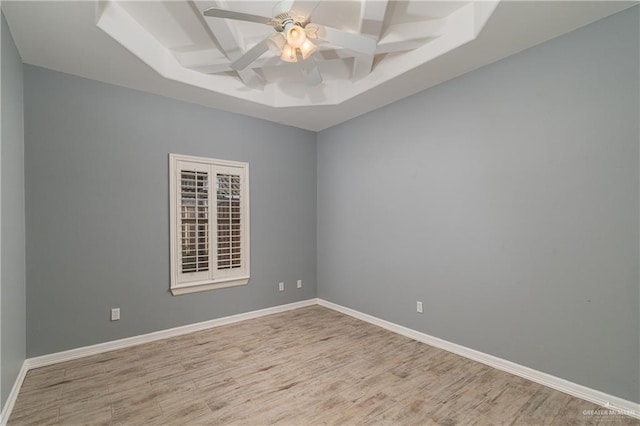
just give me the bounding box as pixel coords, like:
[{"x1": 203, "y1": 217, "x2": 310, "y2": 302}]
[{"x1": 111, "y1": 308, "x2": 120, "y2": 321}]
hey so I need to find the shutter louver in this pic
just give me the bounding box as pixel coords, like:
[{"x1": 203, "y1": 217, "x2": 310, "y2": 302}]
[
  {"x1": 180, "y1": 170, "x2": 209, "y2": 273},
  {"x1": 216, "y1": 173, "x2": 242, "y2": 270},
  {"x1": 170, "y1": 154, "x2": 249, "y2": 295}
]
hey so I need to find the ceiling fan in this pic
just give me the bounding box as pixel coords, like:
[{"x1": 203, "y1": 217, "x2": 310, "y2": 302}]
[{"x1": 203, "y1": 1, "x2": 377, "y2": 85}]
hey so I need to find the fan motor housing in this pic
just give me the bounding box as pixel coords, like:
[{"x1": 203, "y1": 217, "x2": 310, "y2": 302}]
[{"x1": 272, "y1": 12, "x2": 306, "y2": 33}]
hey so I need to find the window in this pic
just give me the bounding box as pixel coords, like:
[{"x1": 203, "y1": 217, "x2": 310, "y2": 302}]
[{"x1": 169, "y1": 153, "x2": 250, "y2": 295}]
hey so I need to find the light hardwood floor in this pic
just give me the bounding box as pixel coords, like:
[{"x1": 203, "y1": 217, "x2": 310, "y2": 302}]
[{"x1": 8, "y1": 306, "x2": 639, "y2": 425}]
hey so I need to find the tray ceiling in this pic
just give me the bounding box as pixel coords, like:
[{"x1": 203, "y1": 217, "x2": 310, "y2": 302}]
[{"x1": 2, "y1": 1, "x2": 637, "y2": 130}]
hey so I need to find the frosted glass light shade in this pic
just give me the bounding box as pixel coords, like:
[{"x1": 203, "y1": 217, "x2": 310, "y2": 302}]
[
  {"x1": 286, "y1": 25, "x2": 307, "y2": 48},
  {"x1": 280, "y1": 44, "x2": 297, "y2": 62},
  {"x1": 299, "y1": 39, "x2": 316, "y2": 59}
]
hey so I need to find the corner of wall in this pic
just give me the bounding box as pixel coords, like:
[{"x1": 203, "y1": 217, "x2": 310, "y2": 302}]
[
  {"x1": 0, "y1": 8, "x2": 27, "y2": 413},
  {"x1": 0, "y1": 6, "x2": 4, "y2": 414}
]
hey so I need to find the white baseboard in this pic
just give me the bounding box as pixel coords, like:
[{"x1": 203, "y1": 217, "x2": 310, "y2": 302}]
[
  {"x1": 0, "y1": 360, "x2": 28, "y2": 426},
  {"x1": 317, "y1": 299, "x2": 640, "y2": 420},
  {"x1": 3, "y1": 297, "x2": 638, "y2": 424},
  {"x1": 28, "y1": 298, "x2": 318, "y2": 369},
  {"x1": 1, "y1": 299, "x2": 317, "y2": 424}
]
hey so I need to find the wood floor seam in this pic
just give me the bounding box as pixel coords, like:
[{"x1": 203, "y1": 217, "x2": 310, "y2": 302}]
[{"x1": 7, "y1": 306, "x2": 639, "y2": 425}]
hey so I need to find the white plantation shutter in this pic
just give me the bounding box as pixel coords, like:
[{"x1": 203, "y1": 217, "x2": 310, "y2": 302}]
[
  {"x1": 215, "y1": 171, "x2": 242, "y2": 270},
  {"x1": 179, "y1": 167, "x2": 209, "y2": 275},
  {"x1": 170, "y1": 154, "x2": 249, "y2": 295}
]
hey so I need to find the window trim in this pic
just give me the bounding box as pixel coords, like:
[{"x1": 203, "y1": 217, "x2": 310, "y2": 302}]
[{"x1": 169, "y1": 153, "x2": 250, "y2": 296}]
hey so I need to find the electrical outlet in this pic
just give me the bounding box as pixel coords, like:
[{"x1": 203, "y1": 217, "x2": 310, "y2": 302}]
[
  {"x1": 278, "y1": 282, "x2": 284, "y2": 292},
  {"x1": 297, "y1": 279, "x2": 303, "y2": 289},
  {"x1": 416, "y1": 301, "x2": 423, "y2": 314},
  {"x1": 111, "y1": 308, "x2": 120, "y2": 321}
]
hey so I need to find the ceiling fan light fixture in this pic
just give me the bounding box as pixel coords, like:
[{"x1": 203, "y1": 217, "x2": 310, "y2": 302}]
[
  {"x1": 280, "y1": 44, "x2": 297, "y2": 62},
  {"x1": 266, "y1": 33, "x2": 286, "y2": 54},
  {"x1": 305, "y1": 23, "x2": 320, "y2": 39},
  {"x1": 285, "y1": 24, "x2": 307, "y2": 48},
  {"x1": 205, "y1": 2, "x2": 382, "y2": 85},
  {"x1": 299, "y1": 39, "x2": 317, "y2": 59}
]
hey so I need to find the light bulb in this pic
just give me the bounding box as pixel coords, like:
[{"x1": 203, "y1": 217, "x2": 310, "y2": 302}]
[
  {"x1": 299, "y1": 39, "x2": 316, "y2": 59},
  {"x1": 280, "y1": 44, "x2": 297, "y2": 62},
  {"x1": 285, "y1": 25, "x2": 307, "y2": 48}
]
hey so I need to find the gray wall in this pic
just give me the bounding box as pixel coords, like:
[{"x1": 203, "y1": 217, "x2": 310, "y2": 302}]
[
  {"x1": 24, "y1": 66, "x2": 317, "y2": 357},
  {"x1": 317, "y1": 6, "x2": 639, "y2": 403},
  {"x1": 15, "y1": 2, "x2": 640, "y2": 407},
  {"x1": 1, "y1": 11, "x2": 26, "y2": 408}
]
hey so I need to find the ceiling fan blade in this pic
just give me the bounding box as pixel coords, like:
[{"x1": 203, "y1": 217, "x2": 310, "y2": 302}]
[
  {"x1": 273, "y1": 0, "x2": 319, "y2": 18},
  {"x1": 231, "y1": 39, "x2": 270, "y2": 70},
  {"x1": 203, "y1": 7, "x2": 272, "y2": 25},
  {"x1": 317, "y1": 26, "x2": 377, "y2": 56},
  {"x1": 273, "y1": 0, "x2": 294, "y2": 16},
  {"x1": 299, "y1": 55, "x2": 322, "y2": 86},
  {"x1": 289, "y1": 0, "x2": 321, "y2": 18}
]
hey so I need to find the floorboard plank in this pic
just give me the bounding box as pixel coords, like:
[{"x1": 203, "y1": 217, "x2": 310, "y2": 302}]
[{"x1": 8, "y1": 306, "x2": 638, "y2": 425}]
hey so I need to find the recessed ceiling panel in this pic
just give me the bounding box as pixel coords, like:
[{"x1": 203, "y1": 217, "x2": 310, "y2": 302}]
[
  {"x1": 2, "y1": 0, "x2": 635, "y2": 130},
  {"x1": 95, "y1": 0, "x2": 491, "y2": 108}
]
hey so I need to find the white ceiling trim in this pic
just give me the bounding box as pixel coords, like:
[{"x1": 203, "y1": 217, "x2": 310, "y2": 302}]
[
  {"x1": 198, "y1": 0, "x2": 265, "y2": 89},
  {"x1": 97, "y1": 1, "x2": 264, "y2": 98},
  {"x1": 96, "y1": 0, "x2": 499, "y2": 108},
  {"x1": 4, "y1": 1, "x2": 636, "y2": 131},
  {"x1": 352, "y1": 0, "x2": 388, "y2": 80}
]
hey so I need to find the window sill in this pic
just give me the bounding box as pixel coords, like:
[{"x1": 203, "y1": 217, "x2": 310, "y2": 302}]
[{"x1": 171, "y1": 277, "x2": 249, "y2": 295}]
